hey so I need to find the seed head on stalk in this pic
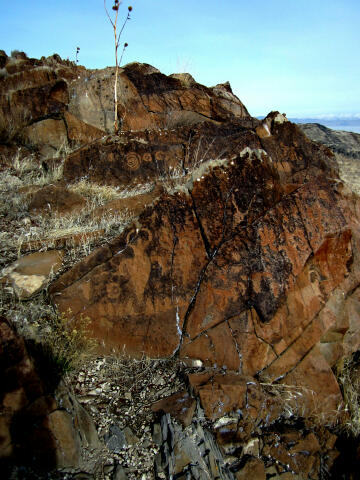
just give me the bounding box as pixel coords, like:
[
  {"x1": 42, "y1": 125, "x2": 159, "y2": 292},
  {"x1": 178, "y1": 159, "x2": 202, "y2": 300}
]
[{"x1": 104, "y1": 1, "x2": 132, "y2": 133}]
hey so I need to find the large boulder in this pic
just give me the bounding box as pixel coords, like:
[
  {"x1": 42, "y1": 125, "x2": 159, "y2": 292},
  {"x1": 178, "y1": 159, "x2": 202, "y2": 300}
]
[
  {"x1": 68, "y1": 61, "x2": 250, "y2": 133},
  {"x1": 0, "y1": 54, "x2": 250, "y2": 156},
  {"x1": 50, "y1": 113, "x2": 360, "y2": 422},
  {"x1": 0, "y1": 53, "x2": 102, "y2": 152}
]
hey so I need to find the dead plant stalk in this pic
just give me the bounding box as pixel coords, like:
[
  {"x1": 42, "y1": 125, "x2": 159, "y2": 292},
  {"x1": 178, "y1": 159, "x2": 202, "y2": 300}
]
[{"x1": 104, "y1": 0, "x2": 132, "y2": 134}]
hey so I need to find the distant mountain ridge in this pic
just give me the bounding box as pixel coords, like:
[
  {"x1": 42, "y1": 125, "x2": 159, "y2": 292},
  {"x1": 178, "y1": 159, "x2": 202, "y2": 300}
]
[
  {"x1": 292, "y1": 117, "x2": 360, "y2": 134},
  {"x1": 257, "y1": 115, "x2": 360, "y2": 133},
  {"x1": 290, "y1": 116, "x2": 360, "y2": 125},
  {"x1": 298, "y1": 122, "x2": 360, "y2": 158}
]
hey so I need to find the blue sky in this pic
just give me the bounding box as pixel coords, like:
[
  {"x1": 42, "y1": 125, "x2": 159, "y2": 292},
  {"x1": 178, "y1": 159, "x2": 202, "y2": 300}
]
[{"x1": 1, "y1": 0, "x2": 359, "y2": 118}]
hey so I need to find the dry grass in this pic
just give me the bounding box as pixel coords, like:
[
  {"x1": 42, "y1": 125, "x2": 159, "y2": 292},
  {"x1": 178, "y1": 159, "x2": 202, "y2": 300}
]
[
  {"x1": 68, "y1": 179, "x2": 154, "y2": 207},
  {"x1": 0, "y1": 151, "x2": 66, "y2": 261},
  {"x1": 0, "y1": 150, "x2": 135, "y2": 261},
  {"x1": 336, "y1": 354, "x2": 360, "y2": 436},
  {"x1": 1, "y1": 149, "x2": 64, "y2": 191},
  {"x1": 260, "y1": 381, "x2": 344, "y2": 429},
  {"x1": 158, "y1": 164, "x2": 188, "y2": 193},
  {"x1": 30, "y1": 207, "x2": 131, "y2": 240},
  {"x1": 261, "y1": 382, "x2": 316, "y2": 420},
  {"x1": 0, "y1": 110, "x2": 30, "y2": 144}
]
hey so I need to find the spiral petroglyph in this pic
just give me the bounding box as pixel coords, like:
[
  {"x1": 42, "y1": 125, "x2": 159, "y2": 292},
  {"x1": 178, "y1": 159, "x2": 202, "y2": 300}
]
[
  {"x1": 155, "y1": 151, "x2": 166, "y2": 162},
  {"x1": 126, "y1": 152, "x2": 141, "y2": 170},
  {"x1": 142, "y1": 152, "x2": 152, "y2": 163}
]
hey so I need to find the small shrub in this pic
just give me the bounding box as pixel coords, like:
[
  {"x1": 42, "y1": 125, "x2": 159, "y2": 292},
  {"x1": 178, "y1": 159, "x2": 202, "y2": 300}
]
[
  {"x1": 25, "y1": 309, "x2": 96, "y2": 391},
  {"x1": 41, "y1": 310, "x2": 95, "y2": 371},
  {"x1": 0, "y1": 108, "x2": 32, "y2": 145},
  {"x1": 0, "y1": 289, "x2": 95, "y2": 390},
  {"x1": 260, "y1": 381, "x2": 315, "y2": 420}
]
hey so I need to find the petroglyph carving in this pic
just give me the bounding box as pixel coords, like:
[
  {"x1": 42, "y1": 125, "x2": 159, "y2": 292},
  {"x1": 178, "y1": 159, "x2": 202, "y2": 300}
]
[
  {"x1": 142, "y1": 152, "x2": 152, "y2": 163},
  {"x1": 155, "y1": 151, "x2": 166, "y2": 162},
  {"x1": 126, "y1": 152, "x2": 141, "y2": 170}
]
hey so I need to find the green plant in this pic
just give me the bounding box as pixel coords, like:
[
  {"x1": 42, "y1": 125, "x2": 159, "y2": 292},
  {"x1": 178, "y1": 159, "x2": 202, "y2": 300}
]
[
  {"x1": 0, "y1": 287, "x2": 95, "y2": 389},
  {"x1": 104, "y1": 0, "x2": 132, "y2": 133}
]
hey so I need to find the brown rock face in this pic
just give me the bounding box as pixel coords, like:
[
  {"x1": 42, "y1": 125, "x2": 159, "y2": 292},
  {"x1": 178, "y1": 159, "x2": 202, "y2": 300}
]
[
  {"x1": 1, "y1": 54, "x2": 249, "y2": 159},
  {"x1": 0, "y1": 54, "x2": 103, "y2": 153},
  {"x1": 51, "y1": 113, "x2": 360, "y2": 423},
  {"x1": 68, "y1": 61, "x2": 250, "y2": 133},
  {"x1": 28, "y1": 184, "x2": 86, "y2": 215},
  {"x1": 63, "y1": 118, "x2": 260, "y2": 186},
  {"x1": 151, "y1": 390, "x2": 196, "y2": 427}
]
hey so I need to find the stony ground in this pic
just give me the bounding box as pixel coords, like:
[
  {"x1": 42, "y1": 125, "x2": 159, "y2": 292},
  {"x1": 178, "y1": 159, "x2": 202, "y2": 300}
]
[{"x1": 67, "y1": 356, "x2": 186, "y2": 480}]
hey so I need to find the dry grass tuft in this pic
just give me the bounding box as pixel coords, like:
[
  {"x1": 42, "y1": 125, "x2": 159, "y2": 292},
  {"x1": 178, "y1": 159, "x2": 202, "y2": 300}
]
[
  {"x1": 33, "y1": 207, "x2": 131, "y2": 239},
  {"x1": 0, "y1": 150, "x2": 134, "y2": 263},
  {"x1": 261, "y1": 382, "x2": 315, "y2": 420},
  {"x1": 68, "y1": 179, "x2": 154, "y2": 207},
  {"x1": 260, "y1": 381, "x2": 344, "y2": 428},
  {"x1": 0, "y1": 110, "x2": 30, "y2": 144},
  {"x1": 0, "y1": 149, "x2": 64, "y2": 192},
  {"x1": 336, "y1": 353, "x2": 360, "y2": 436}
]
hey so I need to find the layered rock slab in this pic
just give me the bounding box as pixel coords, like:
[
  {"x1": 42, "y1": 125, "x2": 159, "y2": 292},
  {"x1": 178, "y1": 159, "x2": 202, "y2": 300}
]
[
  {"x1": 51, "y1": 116, "x2": 360, "y2": 420},
  {"x1": 2, "y1": 250, "x2": 64, "y2": 299}
]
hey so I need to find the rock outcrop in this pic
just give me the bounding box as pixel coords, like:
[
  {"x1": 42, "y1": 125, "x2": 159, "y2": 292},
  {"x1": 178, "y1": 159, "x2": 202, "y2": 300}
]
[
  {"x1": 51, "y1": 112, "x2": 360, "y2": 429},
  {"x1": 68, "y1": 62, "x2": 250, "y2": 132},
  {"x1": 0, "y1": 52, "x2": 103, "y2": 156},
  {"x1": 152, "y1": 407, "x2": 339, "y2": 479},
  {"x1": 2, "y1": 50, "x2": 360, "y2": 478},
  {"x1": 62, "y1": 118, "x2": 259, "y2": 186},
  {"x1": 0, "y1": 51, "x2": 250, "y2": 158}
]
